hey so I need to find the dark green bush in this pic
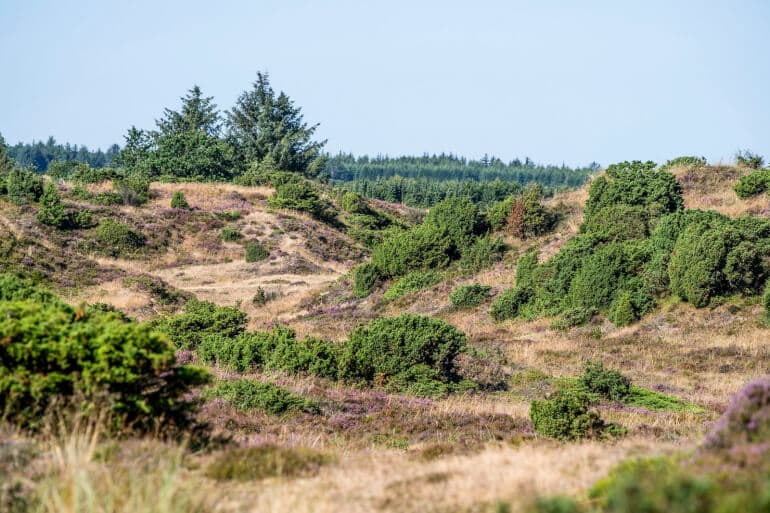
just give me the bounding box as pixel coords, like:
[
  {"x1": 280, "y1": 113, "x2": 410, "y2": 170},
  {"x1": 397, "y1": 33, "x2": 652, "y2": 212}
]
[
  {"x1": 450, "y1": 284, "x2": 492, "y2": 308},
  {"x1": 0, "y1": 273, "x2": 58, "y2": 303},
  {"x1": 490, "y1": 286, "x2": 533, "y2": 321},
  {"x1": 150, "y1": 299, "x2": 247, "y2": 349},
  {"x1": 486, "y1": 195, "x2": 516, "y2": 231},
  {"x1": 205, "y1": 445, "x2": 330, "y2": 481},
  {"x1": 352, "y1": 262, "x2": 383, "y2": 298},
  {"x1": 734, "y1": 170, "x2": 770, "y2": 199},
  {"x1": 511, "y1": 185, "x2": 559, "y2": 238},
  {"x1": 530, "y1": 389, "x2": 623, "y2": 440},
  {"x1": 113, "y1": 174, "x2": 150, "y2": 206},
  {"x1": 95, "y1": 220, "x2": 146, "y2": 256},
  {"x1": 341, "y1": 191, "x2": 371, "y2": 214},
  {"x1": 423, "y1": 197, "x2": 489, "y2": 252},
  {"x1": 371, "y1": 226, "x2": 452, "y2": 278},
  {"x1": 36, "y1": 182, "x2": 66, "y2": 228},
  {"x1": 170, "y1": 190, "x2": 190, "y2": 209},
  {"x1": 198, "y1": 326, "x2": 339, "y2": 379},
  {"x1": 71, "y1": 210, "x2": 96, "y2": 229},
  {"x1": 71, "y1": 163, "x2": 121, "y2": 183},
  {"x1": 5, "y1": 168, "x2": 43, "y2": 205},
  {"x1": 736, "y1": 150, "x2": 765, "y2": 170},
  {"x1": 245, "y1": 240, "x2": 269, "y2": 262},
  {"x1": 383, "y1": 270, "x2": 440, "y2": 300},
  {"x1": 516, "y1": 250, "x2": 539, "y2": 289},
  {"x1": 0, "y1": 299, "x2": 210, "y2": 432},
  {"x1": 220, "y1": 227, "x2": 243, "y2": 242},
  {"x1": 580, "y1": 204, "x2": 649, "y2": 241},
  {"x1": 579, "y1": 361, "x2": 631, "y2": 402},
  {"x1": 206, "y1": 379, "x2": 319, "y2": 414},
  {"x1": 339, "y1": 314, "x2": 466, "y2": 387},
  {"x1": 268, "y1": 181, "x2": 335, "y2": 221},
  {"x1": 458, "y1": 235, "x2": 506, "y2": 273}
]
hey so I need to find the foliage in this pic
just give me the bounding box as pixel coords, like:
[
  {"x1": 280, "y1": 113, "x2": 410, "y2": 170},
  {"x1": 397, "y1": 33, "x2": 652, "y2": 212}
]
[
  {"x1": 170, "y1": 191, "x2": 190, "y2": 209},
  {"x1": 383, "y1": 270, "x2": 440, "y2": 300},
  {"x1": 0, "y1": 273, "x2": 58, "y2": 303},
  {"x1": 206, "y1": 379, "x2": 319, "y2": 414},
  {"x1": 339, "y1": 314, "x2": 467, "y2": 388},
  {"x1": 0, "y1": 299, "x2": 210, "y2": 432},
  {"x1": 341, "y1": 191, "x2": 371, "y2": 214},
  {"x1": 486, "y1": 195, "x2": 516, "y2": 230},
  {"x1": 736, "y1": 150, "x2": 765, "y2": 170},
  {"x1": 623, "y1": 386, "x2": 704, "y2": 413},
  {"x1": 113, "y1": 174, "x2": 150, "y2": 206},
  {"x1": 490, "y1": 286, "x2": 533, "y2": 321},
  {"x1": 578, "y1": 361, "x2": 631, "y2": 402},
  {"x1": 197, "y1": 326, "x2": 339, "y2": 379},
  {"x1": 530, "y1": 389, "x2": 623, "y2": 440},
  {"x1": 764, "y1": 280, "x2": 770, "y2": 322},
  {"x1": 36, "y1": 182, "x2": 66, "y2": 228},
  {"x1": 516, "y1": 250, "x2": 539, "y2": 289},
  {"x1": 244, "y1": 240, "x2": 269, "y2": 262},
  {"x1": 7, "y1": 137, "x2": 119, "y2": 172},
  {"x1": 459, "y1": 235, "x2": 506, "y2": 273},
  {"x1": 95, "y1": 220, "x2": 146, "y2": 256},
  {"x1": 450, "y1": 283, "x2": 491, "y2": 308},
  {"x1": 205, "y1": 445, "x2": 330, "y2": 481},
  {"x1": 267, "y1": 181, "x2": 335, "y2": 221},
  {"x1": 371, "y1": 225, "x2": 452, "y2": 278},
  {"x1": 660, "y1": 155, "x2": 707, "y2": 169},
  {"x1": 227, "y1": 72, "x2": 326, "y2": 176},
  {"x1": 508, "y1": 185, "x2": 559, "y2": 238},
  {"x1": 220, "y1": 227, "x2": 242, "y2": 242},
  {"x1": 352, "y1": 262, "x2": 383, "y2": 298},
  {"x1": 149, "y1": 299, "x2": 247, "y2": 350},
  {"x1": 734, "y1": 170, "x2": 770, "y2": 198},
  {"x1": 423, "y1": 197, "x2": 489, "y2": 252},
  {"x1": 4, "y1": 168, "x2": 44, "y2": 205}
]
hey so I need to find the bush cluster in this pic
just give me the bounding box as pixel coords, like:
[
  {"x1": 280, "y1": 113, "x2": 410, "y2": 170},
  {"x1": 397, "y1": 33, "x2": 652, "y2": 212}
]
[
  {"x1": 150, "y1": 299, "x2": 247, "y2": 349},
  {"x1": 490, "y1": 285, "x2": 533, "y2": 321},
  {"x1": 578, "y1": 361, "x2": 631, "y2": 402},
  {"x1": 220, "y1": 227, "x2": 243, "y2": 241},
  {"x1": 734, "y1": 169, "x2": 770, "y2": 199},
  {"x1": 4, "y1": 168, "x2": 44, "y2": 205},
  {"x1": 530, "y1": 389, "x2": 624, "y2": 440},
  {"x1": 383, "y1": 270, "x2": 440, "y2": 300},
  {"x1": 170, "y1": 190, "x2": 190, "y2": 209},
  {"x1": 0, "y1": 293, "x2": 209, "y2": 433},
  {"x1": 36, "y1": 182, "x2": 66, "y2": 228},
  {"x1": 206, "y1": 379, "x2": 319, "y2": 414},
  {"x1": 268, "y1": 180, "x2": 337, "y2": 221},
  {"x1": 113, "y1": 174, "x2": 150, "y2": 206},
  {"x1": 449, "y1": 283, "x2": 491, "y2": 308},
  {"x1": 95, "y1": 220, "x2": 146, "y2": 256},
  {"x1": 245, "y1": 240, "x2": 269, "y2": 262}
]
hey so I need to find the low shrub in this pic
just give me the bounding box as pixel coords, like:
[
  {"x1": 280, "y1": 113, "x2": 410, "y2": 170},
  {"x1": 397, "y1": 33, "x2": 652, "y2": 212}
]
[
  {"x1": 95, "y1": 220, "x2": 146, "y2": 256},
  {"x1": 220, "y1": 227, "x2": 242, "y2": 242},
  {"x1": 113, "y1": 174, "x2": 150, "y2": 206},
  {"x1": 352, "y1": 262, "x2": 383, "y2": 298},
  {"x1": 206, "y1": 379, "x2": 319, "y2": 414},
  {"x1": 371, "y1": 226, "x2": 452, "y2": 278},
  {"x1": 736, "y1": 150, "x2": 765, "y2": 170},
  {"x1": 486, "y1": 195, "x2": 516, "y2": 231},
  {"x1": 578, "y1": 361, "x2": 631, "y2": 402},
  {"x1": 734, "y1": 170, "x2": 770, "y2": 199},
  {"x1": 0, "y1": 299, "x2": 210, "y2": 432},
  {"x1": 71, "y1": 210, "x2": 96, "y2": 229},
  {"x1": 458, "y1": 235, "x2": 506, "y2": 273},
  {"x1": 339, "y1": 314, "x2": 466, "y2": 386},
  {"x1": 36, "y1": 182, "x2": 66, "y2": 228},
  {"x1": 268, "y1": 181, "x2": 335, "y2": 221},
  {"x1": 490, "y1": 286, "x2": 533, "y2": 321},
  {"x1": 703, "y1": 377, "x2": 770, "y2": 450},
  {"x1": 530, "y1": 389, "x2": 624, "y2": 440},
  {"x1": 450, "y1": 283, "x2": 491, "y2": 308},
  {"x1": 5, "y1": 168, "x2": 43, "y2": 205},
  {"x1": 245, "y1": 241, "x2": 269, "y2": 262},
  {"x1": 170, "y1": 190, "x2": 190, "y2": 209},
  {"x1": 205, "y1": 445, "x2": 330, "y2": 481},
  {"x1": 149, "y1": 299, "x2": 247, "y2": 349},
  {"x1": 0, "y1": 273, "x2": 58, "y2": 303},
  {"x1": 383, "y1": 270, "x2": 440, "y2": 300},
  {"x1": 508, "y1": 185, "x2": 559, "y2": 238}
]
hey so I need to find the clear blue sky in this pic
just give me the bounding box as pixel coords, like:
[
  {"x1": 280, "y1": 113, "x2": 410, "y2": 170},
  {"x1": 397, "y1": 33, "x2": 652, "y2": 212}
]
[{"x1": 1, "y1": 0, "x2": 768, "y2": 167}]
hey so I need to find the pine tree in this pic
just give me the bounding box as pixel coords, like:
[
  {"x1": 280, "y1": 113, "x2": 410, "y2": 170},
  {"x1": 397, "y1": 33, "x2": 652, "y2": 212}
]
[
  {"x1": 0, "y1": 132, "x2": 11, "y2": 175},
  {"x1": 37, "y1": 182, "x2": 66, "y2": 228},
  {"x1": 227, "y1": 72, "x2": 326, "y2": 176}
]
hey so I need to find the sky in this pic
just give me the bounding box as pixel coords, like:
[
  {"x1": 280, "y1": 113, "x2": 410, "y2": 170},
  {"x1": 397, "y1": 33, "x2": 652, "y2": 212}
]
[{"x1": 1, "y1": 0, "x2": 769, "y2": 167}]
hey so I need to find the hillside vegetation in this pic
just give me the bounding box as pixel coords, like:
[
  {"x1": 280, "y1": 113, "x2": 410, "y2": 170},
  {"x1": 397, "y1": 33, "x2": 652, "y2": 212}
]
[{"x1": 2, "y1": 79, "x2": 770, "y2": 512}]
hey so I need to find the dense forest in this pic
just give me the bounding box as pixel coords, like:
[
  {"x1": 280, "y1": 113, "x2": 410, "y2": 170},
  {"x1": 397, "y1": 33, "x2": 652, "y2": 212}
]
[{"x1": 8, "y1": 137, "x2": 120, "y2": 171}]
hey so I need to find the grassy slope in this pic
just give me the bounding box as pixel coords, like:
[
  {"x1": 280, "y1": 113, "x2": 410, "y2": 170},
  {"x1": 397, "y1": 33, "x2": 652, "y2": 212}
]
[{"x1": 3, "y1": 164, "x2": 770, "y2": 513}]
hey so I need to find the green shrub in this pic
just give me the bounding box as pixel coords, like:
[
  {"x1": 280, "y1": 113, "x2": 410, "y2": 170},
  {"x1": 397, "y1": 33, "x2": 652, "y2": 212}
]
[
  {"x1": 383, "y1": 270, "x2": 440, "y2": 300},
  {"x1": 352, "y1": 262, "x2": 383, "y2": 298},
  {"x1": 217, "y1": 209, "x2": 241, "y2": 221},
  {"x1": 486, "y1": 195, "x2": 516, "y2": 231},
  {"x1": 95, "y1": 220, "x2": 146, "y2": 256},
  {"x1": 0, "y1": 299, "x2": 210, "y2": 432},
  {"x1": 71, "y1": 163, "x2": 121, "y2": 183},
  {"x1": 459, "y1": 235, "x2": 506, "y2": 273},
  {"x1": 450, "y1": 284, "x2": 491, "y2": 308},
  {"x1": 341, "y1": 191, "x2": 371, "y2": 214},
  {"x1": 736, "y1": 150, "x2": 765, "y2": 170},
  {"x1": 170, "y1": 191, "x2": 190, "y2": 209},
  {"x1": 268, "y1": 181, "x2": 335, "y2": 221},
  {"x1": 580, "y1": 204, "x2": 649, "y2": 241},
  {"x1": 245, "y1": 240, "x2": 269, "y2": 262},
  {"x1": 205, "y1": 445, "x2": 330, "y2": 481},
  {"x1": 220, "y1": 227, "x2": 242, "y2": 242},
  {"x1": 371, "y1": 226, "x2": 452, "y2": 278},
  {"x1": 579, "y1": 361, "x2": 631, "y2": 402},
  {"x1": 490, "y1": 286, "x2": 533, "y2": 321},
  {"x1": 609, "y1": 291, "x2": 635, "y2": 327},
  {"x1": 734, "y1": 170, "x2": 770, "y2": 199},
  {"x1": 0, "y1": 273, "x2": 58, "y2": 303},
  {"x1": 516, "y1": 250, "x2": 539, "y2": 289},
  {"x1": 36, "y1": 182, "x2": 67, "y2": 228},
  {"x1": 198, "y1": 326, "x2": 339, "y2": 379},
  {"x1": 206, "y1": 379, "x2": 319, "y2": 414},
  {"x1": 661, "y1": 156, "x2": 707, "y2": 169},
  {"x1": 423, "y1": 197, "x2": 489, "y2": 252},
  {"x1": 530, "y1": 389, "x2": 623, "y2": 440},
  {"x1": 113, "y1": 174, "x2": 150, "y2": 206},
  {"x1": 764, "y1": 280, "x2": 770, "y2": 321},
  {"x1": 5, "y1": 168, "x2": 43, "y2": 205},
  {"x1": 386, "y1": 364, "x2": 450, "y2": 398},
  {"x1": 71, "y1": 210, "x2": 96, "y2": 229},
  {"x1": 150, "y1": 299, "x2": 247, "y2": 349},
  {"x1": 512, "y1": 185, "x2": 559, "y2": 238},
  {"x1": 339, "y1": 314, "x2": 467, "y2": 387}
]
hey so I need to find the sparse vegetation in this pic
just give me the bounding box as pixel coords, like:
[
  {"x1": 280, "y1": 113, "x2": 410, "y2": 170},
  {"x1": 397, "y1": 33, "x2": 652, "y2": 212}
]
[{"x1": 244, "y1": 240, "x2": 269, "y2": 262}]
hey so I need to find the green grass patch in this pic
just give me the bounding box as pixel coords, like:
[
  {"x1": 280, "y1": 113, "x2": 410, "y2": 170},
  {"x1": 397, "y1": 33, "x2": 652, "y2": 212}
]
[{"x1": 624, "y1": 385, "x2": 705, "y2": 413}]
